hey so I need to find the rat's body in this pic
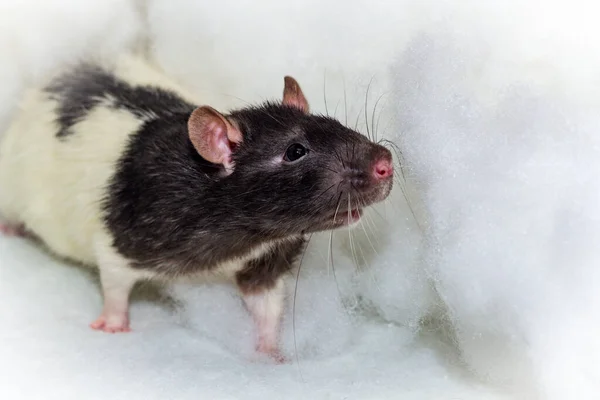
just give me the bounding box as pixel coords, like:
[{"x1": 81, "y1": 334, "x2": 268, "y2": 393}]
[{"x1": 0, "y1": 56, "x2": 393, "y2": 361}]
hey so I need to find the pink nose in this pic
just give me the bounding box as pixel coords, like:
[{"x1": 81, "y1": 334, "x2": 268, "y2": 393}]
[{"x1": 373, "y1": 158, "x2": 393, "y2": 180}]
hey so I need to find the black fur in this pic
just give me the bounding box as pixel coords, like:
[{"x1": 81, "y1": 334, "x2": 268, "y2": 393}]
[
  {"x1": 236, "y1": 237, "x2": 306, "y2": 293},
  {"x1": 49, "y1": 63, "x2": 393, "y2": 290},
  {"x1": 46, "y1": 63, "x2": 195, "y2": 138}
]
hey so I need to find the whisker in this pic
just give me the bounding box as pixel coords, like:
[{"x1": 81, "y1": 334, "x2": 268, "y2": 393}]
[
  {"x1": 398, "y1": 184, "x2": 423, "y2": 233},
  {"x1": 360, "y1": 210, "x2": 384, "y2": 292},
  {"x1": 371, "y1": 92, "x2": 387, "y2": 143},
  {"x1": 333, "y1": 99, "x2": 341, "y2": 119},
  {"x1": 343, "y1": 75, "x2": 348, "y2": 126},
  {"x1": 328, "y1": 230, "x2": 334, "y2": 278},
  {"x1": 314, "y1": 143, "x2": 345, "y2": 169},
  {"x1": 347, "y1": 194, "x2": 362, "y2": 272},
  {"x1": 327, "y1": 194, "x2": 344, "y2": 278},
  {"x1": 345, "y1": 137, "x2": 351, "y2": 168},
  {"x1": 351, "y1": 192, "x2": 384, "y2": 289},
  {"x1": 377, "y1": 141, "x2": 424, "y2": 233},
  {"x1": 379, "y1": 138, "x2": 402, "y2": 155},
  {"x1": 364, "y1": 76, "x2": 375, "y2": 141},
  {"x1": 354, "y1": 106, "x2": 364, "y2": 132},
  {"x1": 313, "y1": 183, "x2": 337, "y2": 203},
  {"x1": 374, "y1": 98, "x2": 388, "y2": 142},
  {"x1": 329, "y1": 197, "x2": 352, "y2": 315},
  {"x1": 320, "y1": 165, "x2": 342, "y2": 175},
  {"x1": 332, "y1": 195, "x2": 343, "y2": 225},
  {"x1": 331, "y1": 146, "x2": 346, "y2": 169},
  {"x1": 376, "y1": 116, "x2": 394, "y2": 142},
  {"x1": 329, "y1": 229, "x2": 348, "y2": 313},
  {"x1": 358, "y1": 209, "x2": 381, "y2": 260},
  {"x1": 323, "y1": 70, "x2": 329, "y2": 116},
  {"x1": 217, "y1": 94, "x2": 253, "y2": 107},
  {"x1": 293, "y1": 233, "x2": 312, "y2": 382},
  {"x1": 259, "y1": 108, "x2": 286, "y2": 127}
]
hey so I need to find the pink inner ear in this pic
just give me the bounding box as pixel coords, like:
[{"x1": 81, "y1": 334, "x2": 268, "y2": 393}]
[
  {"x1": 205, "y1": 120, "x2": 230, "y2": 163},
  {"x1": 283, "y1": 76, "x2": 309, "y2": 113},
  {"x1": 283, "y1": 96, "x2": 307, "y2": 112},
  {"x1": 227, "y1": 120, "x2": 244, "y2": 145},
  {"x1": 188, "y1": 106, "x2": 237, "y2": 167}
]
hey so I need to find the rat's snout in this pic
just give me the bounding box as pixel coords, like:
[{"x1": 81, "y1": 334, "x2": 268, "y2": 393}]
[
  {"x1": 373, "y1": 157, "x2": 393, "y2": 180},
  {"x1": 338, "y1": 145, "x2": 394, "y2": 196},
  {"x1": 371, "y1": 146, "x2": 393, "y2": 180}
]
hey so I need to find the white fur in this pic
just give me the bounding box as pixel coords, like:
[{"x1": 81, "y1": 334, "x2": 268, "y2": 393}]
[
  {"x1": 0, "y1": 91, "x2": 137, "y2": 263},
  {"x1": 0, "y1": 56, "x2": 201, "y2": 265},
  {"x1": 181, "y1": 238, "x2": 301, "y2": 286},
  {"x1": 92, "y1": 232, "x2": 151, "y2": 330},
  {"x1": 242, "y1": 278, "x2": 286, "y2": 355}
]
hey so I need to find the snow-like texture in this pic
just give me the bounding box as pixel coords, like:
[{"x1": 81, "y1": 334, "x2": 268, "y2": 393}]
[
  {"x1": 0, "y1": 237, "x2": 503, "y2": 400},
  {"x1": 1, "y1": 0, "x2": 599, "y2": 399},
  {"x1": 0, "y1": 0, "x2": 142, "y2": 133},
  {"x1": 391, "y1": 2, "x2": 600, "y2": 398}
]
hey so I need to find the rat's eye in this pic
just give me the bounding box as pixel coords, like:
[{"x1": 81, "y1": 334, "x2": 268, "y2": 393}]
[{"x1": 284, "y1": 143, "x2": 309, "y2": 162}]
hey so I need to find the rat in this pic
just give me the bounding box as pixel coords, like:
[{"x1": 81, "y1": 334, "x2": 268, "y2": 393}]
[{"x1": 0, "y1": 56, "x2": 393, "y2": 362}]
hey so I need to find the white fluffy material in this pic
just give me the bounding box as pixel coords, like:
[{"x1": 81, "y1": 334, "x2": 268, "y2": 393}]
[
  {"x1": 0, "y1": 238, "x2": 502, "y2": 399},
  {"x1": 390, "y1": 1, "x2": 600, "y2": 398},
  {"x1": 1, "y1": 0, "x2": 599, "y2": 398},
  {"x1": 0, "y1": 0, "x2": 142, "y2": 133}
]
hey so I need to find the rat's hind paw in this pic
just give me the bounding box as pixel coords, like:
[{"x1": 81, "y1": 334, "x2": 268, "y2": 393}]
[{"x1": 0, "y1": 223, "x2": 26, "y2": 237}]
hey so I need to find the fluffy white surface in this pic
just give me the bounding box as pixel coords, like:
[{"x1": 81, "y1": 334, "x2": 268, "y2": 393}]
[
  {"x1": 0, "y1": 0, "x2": 142, "y2": 133},
  {"x1": 0, "y1": 237, "x2": 502, "y2": 400},
  {"x1": 1, "y1": 0, "x2": 599, "y2": 399},
  {"x1": 391, "y1": 1, "x2": 600, "y2": 398}
]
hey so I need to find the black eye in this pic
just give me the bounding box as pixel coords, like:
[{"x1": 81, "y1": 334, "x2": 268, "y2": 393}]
[{"x1": 284, "y1": 143, "x2": 309, "y2": 162}]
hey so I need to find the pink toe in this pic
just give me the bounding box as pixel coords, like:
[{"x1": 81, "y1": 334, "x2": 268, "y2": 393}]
[
  {"x1": 90, "y1": 317, "x2": 106, "y2": 330},
  {"x1": 256, "y1": 344, "x2": 287, "y2": 364},
  {"x1": 90, "y1": 313, "x2": 130, "y2": 333},
  {"x1": 105, "y1": 325, "x2": 131, "y2": 334}
]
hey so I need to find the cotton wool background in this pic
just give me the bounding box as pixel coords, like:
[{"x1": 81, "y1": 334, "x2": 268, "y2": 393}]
[
  {"x1": 1, "y1": 0, "x2": 599, "y2": 399},
  {"x1": 388, "y1": 2, "x2": 600, "y2": 398}
]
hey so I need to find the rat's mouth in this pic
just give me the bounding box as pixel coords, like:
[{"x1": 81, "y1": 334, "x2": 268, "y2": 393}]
[
  {"x1": 304, "y1": 179, "x2": 393, "y2": 234},
  {"x1": 329, "y1": 208, "x2": 362, "y2": 227},
  {"x1": 301, "y1": 208, "x2": 363, "y2": 235}
]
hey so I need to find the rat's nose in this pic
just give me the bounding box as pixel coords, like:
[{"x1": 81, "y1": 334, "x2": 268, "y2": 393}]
[{"x1": 373, "y1": 158, "x2": 393, "y2": 180}]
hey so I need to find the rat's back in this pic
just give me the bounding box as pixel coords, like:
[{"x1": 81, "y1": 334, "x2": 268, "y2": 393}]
[{"x1": 0, "y1": 56, "x2": 199, "y2": 265}]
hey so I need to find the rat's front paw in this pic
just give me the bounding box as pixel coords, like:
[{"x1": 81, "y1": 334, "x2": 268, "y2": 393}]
[
  {"x1": 256, "y1": 343, "x2": 287, "y2": 364},
  {"x1": 90, "y1": 311, "x2": 131, "y2": 333}
]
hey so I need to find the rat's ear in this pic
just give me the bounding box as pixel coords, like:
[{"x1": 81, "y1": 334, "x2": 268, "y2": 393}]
[
  {"x1": 188, "y1": 106, "x2": 243, "y2": 172},
  {"x1": 282, "y1": 76, "x2": 309, "y2": 113}
]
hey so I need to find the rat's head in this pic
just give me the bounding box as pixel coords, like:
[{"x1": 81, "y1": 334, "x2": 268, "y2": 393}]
[{"x1": 187, "y1": 77, "x2": 393, "y2": 237}]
